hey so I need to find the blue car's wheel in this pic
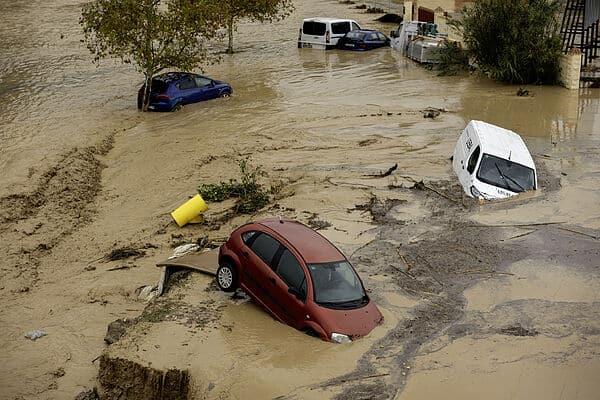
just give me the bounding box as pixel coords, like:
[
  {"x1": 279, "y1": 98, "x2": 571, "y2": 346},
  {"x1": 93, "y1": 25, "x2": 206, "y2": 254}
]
[
  {"x1": 171, "y1": 103, "x2": 182, "y2": 112},
  {"x1": 220, "y1": 91, "x2": 231, "y2": 98}
]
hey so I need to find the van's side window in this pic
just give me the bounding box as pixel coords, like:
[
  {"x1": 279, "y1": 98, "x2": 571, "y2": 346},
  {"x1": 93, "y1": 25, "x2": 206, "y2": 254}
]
[
  {"x1": 332, "y1": 22, "x2": 351, "y2": 35},
  {"x1": 351, "y1": 22, "x2": 361, "y2": 31},
  {"x1": 303, "y1": 21, "x2": 326, "y2": 36},
  {"x1": 467, "y1": 145, "x2": 481, "y2": 174}
]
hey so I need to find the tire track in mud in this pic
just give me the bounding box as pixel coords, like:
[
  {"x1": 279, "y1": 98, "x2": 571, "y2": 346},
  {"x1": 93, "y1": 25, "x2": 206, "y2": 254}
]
[{"x1": 0, "y1": 131, "x2": 116, "y2": 291}]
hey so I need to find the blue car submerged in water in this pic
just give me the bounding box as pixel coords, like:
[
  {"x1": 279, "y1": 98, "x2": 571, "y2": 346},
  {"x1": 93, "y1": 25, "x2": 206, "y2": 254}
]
[
  {"x1": 137, "y1": 72, "x2": 233, "y2": 112},
  {"x1": 337, "y1": 29, "x2": 390, "y2": 51}
]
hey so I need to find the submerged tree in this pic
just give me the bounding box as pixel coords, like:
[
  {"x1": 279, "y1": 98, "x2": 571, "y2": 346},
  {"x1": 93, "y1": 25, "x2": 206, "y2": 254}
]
[
  {"x1": 454, "y1": 0, "x2": 562, "y2": 84},
  {"x1": 80, "y1": 0, "x2": 221, "y2": 111},
  {"x1": 215, "y1": 0, "x2": 294, "y2": 54}
]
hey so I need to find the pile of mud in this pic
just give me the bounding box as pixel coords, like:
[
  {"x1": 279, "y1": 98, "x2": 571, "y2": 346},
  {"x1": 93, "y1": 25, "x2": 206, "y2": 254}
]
[{"x1": 98, "y1": 355, "x2": 189, "y2": 400}]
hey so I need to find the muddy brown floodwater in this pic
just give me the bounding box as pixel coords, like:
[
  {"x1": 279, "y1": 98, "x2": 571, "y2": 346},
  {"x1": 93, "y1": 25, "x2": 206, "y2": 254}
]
[{"x1": 1, "y1": 0, "x2": 600, "y2": 399}]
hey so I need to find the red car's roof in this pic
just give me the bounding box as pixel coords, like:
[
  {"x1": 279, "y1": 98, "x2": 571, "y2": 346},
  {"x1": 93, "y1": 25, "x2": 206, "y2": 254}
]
[{"x1": 256, "y1": 219, "x2": 345, "y2": 264}]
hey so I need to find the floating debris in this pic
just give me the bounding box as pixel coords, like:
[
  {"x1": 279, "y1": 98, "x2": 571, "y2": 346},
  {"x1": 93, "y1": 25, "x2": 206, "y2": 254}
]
[{"x1": 24, "y1": 330, "x2": 47, "y2": 340}]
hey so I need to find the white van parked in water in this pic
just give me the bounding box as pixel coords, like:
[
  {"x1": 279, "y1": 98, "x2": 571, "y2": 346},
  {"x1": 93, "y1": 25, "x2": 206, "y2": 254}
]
[
  {"x1": 452, "y1": 120, "x2": 537, "y2": 200},
  {"x1": 298, "y1": 18, "x2": 362, "y2": 49}
]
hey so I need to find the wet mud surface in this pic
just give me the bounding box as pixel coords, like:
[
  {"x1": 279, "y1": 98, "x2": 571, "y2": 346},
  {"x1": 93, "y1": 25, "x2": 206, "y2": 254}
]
[
  {"x1": 300, "y1": 173, "x2": 597, "y2": 400},
  {"x1": 0, "y1": 133, "x2": 118, "y2": 293},
  {"x1": 1, "y1": 0, "x2": 600, "y2": 399}
]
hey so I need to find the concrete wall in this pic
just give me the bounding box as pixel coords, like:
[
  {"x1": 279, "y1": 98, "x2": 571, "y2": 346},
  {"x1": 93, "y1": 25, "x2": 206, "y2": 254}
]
[
  {"x1": 559, "y1": 49, "x2": 582, "y2": 90},
  {"x1": 411, "y1": 0, "x2": 472, "y2": 13},
  {"x1": 434, "y1": 8, "x2": 463, "y2": 43},
  {"x1": 404, "y1": 1, "x2": 413, "y2": 20}
]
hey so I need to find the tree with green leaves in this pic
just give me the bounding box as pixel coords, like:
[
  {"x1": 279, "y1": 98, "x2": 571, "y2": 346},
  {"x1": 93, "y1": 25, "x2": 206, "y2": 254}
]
[
  {"x1": 454, "y1": 0, "x2": 562, "y2": 84},
  {"x1": 80, "y1": 0, "x2": 222, "y2": 111},
  {"x1": 216, "y1": 0, "x2": 294, "y2": 54}
]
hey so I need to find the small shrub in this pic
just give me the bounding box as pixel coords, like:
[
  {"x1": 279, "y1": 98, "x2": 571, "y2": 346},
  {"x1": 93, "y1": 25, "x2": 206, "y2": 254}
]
[
  {"x1": 454, "y1": 0, "x2": 562, "y2": 84},
  {"x1": 199, "y1": 159, "x2": 270, "y2": 214},
  {"x1": 432, "y1": 40, "x2": 470, "y2": 76}
]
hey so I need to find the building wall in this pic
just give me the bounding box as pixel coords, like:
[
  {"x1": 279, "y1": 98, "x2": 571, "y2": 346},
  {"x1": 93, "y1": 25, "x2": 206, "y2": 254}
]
[
  {"x1": 434, "y1": 9, "x2": 463, "y2": 42},
  {"x1": 411, "y1": 0, "x2": 473, "y2": 14}
]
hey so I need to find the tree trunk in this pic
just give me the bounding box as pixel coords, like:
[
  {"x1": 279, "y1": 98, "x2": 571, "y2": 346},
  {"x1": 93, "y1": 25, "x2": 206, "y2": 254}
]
[
  {"x1": 227, "y1": 16, "x2": 235, "y2": 54},
  {"x1": 142, "y1": 72, "x2": 152, "y2": 112}
]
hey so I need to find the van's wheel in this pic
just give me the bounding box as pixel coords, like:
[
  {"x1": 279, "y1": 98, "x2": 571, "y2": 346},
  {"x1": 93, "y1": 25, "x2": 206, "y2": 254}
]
[
  {"x1": 216, "y1": 261, "x2": 238, "y2": 292},
  {"x1": 220, "y1": 92, "x2": 231, "y2": 98}
]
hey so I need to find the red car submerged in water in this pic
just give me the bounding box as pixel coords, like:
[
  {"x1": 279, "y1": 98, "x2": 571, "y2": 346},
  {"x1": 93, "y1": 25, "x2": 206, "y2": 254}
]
[{"x1": 218, "y1": 218, "x2": 383, "y2": 343}]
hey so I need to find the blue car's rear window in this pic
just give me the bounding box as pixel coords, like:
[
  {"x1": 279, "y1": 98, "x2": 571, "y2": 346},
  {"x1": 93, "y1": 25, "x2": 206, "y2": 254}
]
[
  {"x1": 151, "y1": 80, "x2": 169, "y2": 93},
  {"x1": 346, "y1": 31, "x2": 366, "y2": 40}
]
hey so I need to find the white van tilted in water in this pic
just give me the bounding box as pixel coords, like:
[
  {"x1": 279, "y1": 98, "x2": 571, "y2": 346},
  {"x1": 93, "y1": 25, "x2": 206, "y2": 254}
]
[
  {"x1": 452, "y1": 120, "x2": 537, "y2": 200},
  {"x1": 298, "y1": 18, "x2": 362, "y2": 49}
]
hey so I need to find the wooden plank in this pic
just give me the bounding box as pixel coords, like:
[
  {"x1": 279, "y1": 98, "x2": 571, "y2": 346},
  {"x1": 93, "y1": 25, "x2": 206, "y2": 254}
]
[{"x1": 156, "y1": 250, "x2": 219, "y2": 276}]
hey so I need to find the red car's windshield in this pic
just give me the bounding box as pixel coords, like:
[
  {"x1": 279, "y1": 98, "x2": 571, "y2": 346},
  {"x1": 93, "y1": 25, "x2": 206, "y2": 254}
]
[{"x1": 307, "y1": 261, "x2": 367, "y2": 308}]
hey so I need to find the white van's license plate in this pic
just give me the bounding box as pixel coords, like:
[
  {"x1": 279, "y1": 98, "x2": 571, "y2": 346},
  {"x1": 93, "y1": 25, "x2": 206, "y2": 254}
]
[{"x1": 302, "y1": 43, "x2": 313, "y2": 48}]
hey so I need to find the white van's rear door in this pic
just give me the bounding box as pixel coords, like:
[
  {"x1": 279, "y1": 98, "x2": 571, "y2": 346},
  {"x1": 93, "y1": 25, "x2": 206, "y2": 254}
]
[{"x1": 301, "y1": 20, "x2": 327, "y2": 47}]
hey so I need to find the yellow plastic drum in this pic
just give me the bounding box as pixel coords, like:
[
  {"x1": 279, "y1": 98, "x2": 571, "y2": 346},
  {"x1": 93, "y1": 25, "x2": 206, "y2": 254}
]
[{"x1": 171, "y1": 194, "x2": 209, "y2": 227}]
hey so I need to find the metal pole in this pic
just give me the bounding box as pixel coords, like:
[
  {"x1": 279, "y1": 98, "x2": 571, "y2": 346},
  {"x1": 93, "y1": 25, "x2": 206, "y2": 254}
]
[
  {"x1": 579, "y1": 0, "x2": 585, "y2": 48},
  {"x1": 594, "y1": 19, "x2": 600, "y2": 57},
  {"x1": 584, "y1": 24, "x2": 590, "y2": 65},
  {"x1": 592, "y1": 19, "x2": 600, "y2": 58}
]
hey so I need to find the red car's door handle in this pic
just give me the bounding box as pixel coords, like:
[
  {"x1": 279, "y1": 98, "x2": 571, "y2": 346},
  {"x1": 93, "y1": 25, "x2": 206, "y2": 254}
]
[
  {"x1": 268, "y1": 277, "x2": 276, "y2": 284},
  {"x1": 241, "y1": 250, "x2": 249, "y2": 258}
]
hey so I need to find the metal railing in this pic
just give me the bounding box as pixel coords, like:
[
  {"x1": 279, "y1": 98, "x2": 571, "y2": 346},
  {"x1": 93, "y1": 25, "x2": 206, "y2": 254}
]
[
  {"x1": 560, "y1": 0, "x2": 586, "y2": 52},
  {"x1": 582, "y1": 18, "x2": 600, "y2": 66}
]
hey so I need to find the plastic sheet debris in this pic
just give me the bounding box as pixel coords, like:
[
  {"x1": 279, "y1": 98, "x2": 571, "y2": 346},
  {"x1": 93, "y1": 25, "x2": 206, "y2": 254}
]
[
  {"x1": 24, "y1": 330, "x2": 47, "y2": 340},
  {"x1": 169, "y1": 244, "x2": 200, "y2": 259}
]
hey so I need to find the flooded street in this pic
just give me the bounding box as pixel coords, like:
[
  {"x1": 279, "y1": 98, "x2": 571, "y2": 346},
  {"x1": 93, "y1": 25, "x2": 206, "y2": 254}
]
[{"x1": 1, "y1": 0, "x2": 599, "y2": 399}]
